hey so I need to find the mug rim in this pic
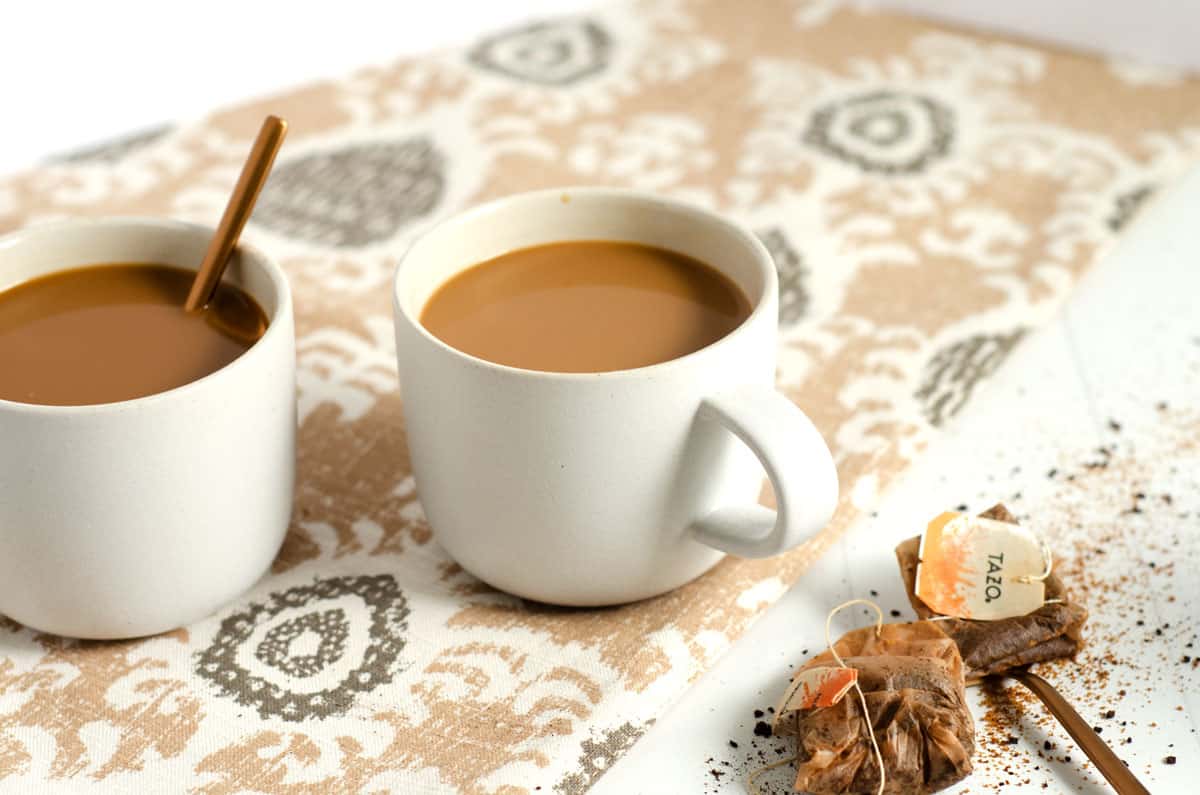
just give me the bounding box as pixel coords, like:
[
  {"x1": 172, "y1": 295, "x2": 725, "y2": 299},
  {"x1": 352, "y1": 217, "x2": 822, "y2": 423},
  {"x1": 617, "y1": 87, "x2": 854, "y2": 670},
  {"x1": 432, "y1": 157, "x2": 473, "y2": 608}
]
[
  {"x1": 0, "y1": 216, "x2": 292, "y2": 415},
  {"x1": 392, "y1": 186, "x2": 778, "y2": 381}
]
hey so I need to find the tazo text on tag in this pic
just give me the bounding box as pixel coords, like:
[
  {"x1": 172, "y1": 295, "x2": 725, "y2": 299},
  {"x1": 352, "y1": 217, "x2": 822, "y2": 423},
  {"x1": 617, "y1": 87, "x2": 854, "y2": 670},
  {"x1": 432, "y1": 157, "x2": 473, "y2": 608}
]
[{"x1": 915, "y1": 511, "x2": 1047, "y2": 620}]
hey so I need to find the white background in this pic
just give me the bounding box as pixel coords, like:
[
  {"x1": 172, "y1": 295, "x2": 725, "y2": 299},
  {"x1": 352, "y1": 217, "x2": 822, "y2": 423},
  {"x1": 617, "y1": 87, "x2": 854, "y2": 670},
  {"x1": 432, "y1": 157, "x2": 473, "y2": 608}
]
[
  {"x1": 0, "y1": 1, "x2": 593, "y2": 176},
  {"x1": 3, "y1": 1, "x2": 1199, "y2": 178}
]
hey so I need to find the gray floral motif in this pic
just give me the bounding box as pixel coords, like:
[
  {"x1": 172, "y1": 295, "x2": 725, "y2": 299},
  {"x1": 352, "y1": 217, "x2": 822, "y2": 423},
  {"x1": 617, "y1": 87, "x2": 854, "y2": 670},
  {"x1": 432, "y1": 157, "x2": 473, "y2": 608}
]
[
  {"x1": 53, "y1": 125, "x2": 172, "y2": 164},
  {"x1": 916, "y1": 329, "x2": 1026, "y2": 427},
  {"x1": 757, "y1": 227, "x2": 810, "y2": 326},
  {"x1": 196, "y1": 575, "x2": 410, "y2": 722},
  {"x1": 804, "y1": 91, "x2": 954, "y2": 175},
  {"x1": 468, "y1": 19, "x2": 611, "y2": 86},
  {"x1": 255, "y1": 609, "x2": 349, "y2": 678},
  {"x1": 555, "y1": 721, "x2": 652, "y2": 794},
  {"x1": 254, "y1": 138, "x2": 445, "y2": 247},
  {"x1": 1106, "y1": 184, "x2": 1156, "y2": 232}
]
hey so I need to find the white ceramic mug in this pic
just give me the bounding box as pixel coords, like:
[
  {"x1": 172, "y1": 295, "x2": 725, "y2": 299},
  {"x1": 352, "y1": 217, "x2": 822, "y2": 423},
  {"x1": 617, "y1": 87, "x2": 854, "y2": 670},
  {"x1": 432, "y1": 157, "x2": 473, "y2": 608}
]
[
  {"x1": 0, "y1": 218, "x2": 296, "y2": 639},
  {"x1": 393, "y1": 189, "x2": 838, "y2": 606}
]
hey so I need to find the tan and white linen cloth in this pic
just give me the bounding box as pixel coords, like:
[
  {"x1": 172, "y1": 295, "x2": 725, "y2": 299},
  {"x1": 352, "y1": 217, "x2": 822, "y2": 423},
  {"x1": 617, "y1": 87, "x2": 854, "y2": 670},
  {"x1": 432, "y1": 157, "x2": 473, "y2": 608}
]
[{"x1": 1, "y1": 1, "x2": 1198, "y2": 792}]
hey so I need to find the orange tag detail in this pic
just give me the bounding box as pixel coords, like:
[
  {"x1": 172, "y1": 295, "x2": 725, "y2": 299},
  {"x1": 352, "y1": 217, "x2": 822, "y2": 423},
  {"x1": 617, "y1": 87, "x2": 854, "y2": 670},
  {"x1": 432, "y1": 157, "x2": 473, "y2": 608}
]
[
  {"x1": 779, "y1": 666, "x2": 859, "y2": 711},
  {"x1": 915, "y1": 511, "x2": 1046, "y2": 620}
]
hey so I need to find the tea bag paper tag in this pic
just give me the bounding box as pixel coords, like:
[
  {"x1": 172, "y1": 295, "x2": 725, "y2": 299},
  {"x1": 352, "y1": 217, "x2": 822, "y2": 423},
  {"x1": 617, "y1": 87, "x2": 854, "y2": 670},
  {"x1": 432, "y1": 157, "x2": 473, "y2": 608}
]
[
  {"x1": 777, "y1": 666, "x2": 859, "y2": 712},
  {"x1": 915, "y1": 511, "x2": 1046, "y2": 620}
]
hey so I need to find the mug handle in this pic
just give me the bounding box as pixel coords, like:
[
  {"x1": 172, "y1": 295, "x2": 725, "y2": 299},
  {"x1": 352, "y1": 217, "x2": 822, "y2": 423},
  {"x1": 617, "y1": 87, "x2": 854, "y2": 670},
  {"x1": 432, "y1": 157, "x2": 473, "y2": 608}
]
[{"x1": 690, "y1": 385, "x2": 839, "y2": 558}]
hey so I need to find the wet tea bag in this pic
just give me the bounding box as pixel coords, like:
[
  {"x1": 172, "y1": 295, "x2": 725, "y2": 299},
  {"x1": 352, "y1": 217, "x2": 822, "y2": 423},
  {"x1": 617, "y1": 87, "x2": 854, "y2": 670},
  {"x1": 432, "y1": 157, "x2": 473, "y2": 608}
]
[
  {"x1": 772, "y1": 614, "x2": 975, "y2": 794},
  {"x1": 896, "y1": 504, "x2": 1087, "y2": 678}
]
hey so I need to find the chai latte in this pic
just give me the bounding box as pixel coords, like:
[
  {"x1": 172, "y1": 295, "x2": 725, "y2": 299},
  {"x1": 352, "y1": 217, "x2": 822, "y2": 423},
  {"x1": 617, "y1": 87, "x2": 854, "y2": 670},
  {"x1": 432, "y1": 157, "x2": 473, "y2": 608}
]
[
  {"x1": 420, "y1": 241, "x2": 751, "y2": 372},
  {"x1": 0, "y1": 263, "x2": 267, "y2": 406}
]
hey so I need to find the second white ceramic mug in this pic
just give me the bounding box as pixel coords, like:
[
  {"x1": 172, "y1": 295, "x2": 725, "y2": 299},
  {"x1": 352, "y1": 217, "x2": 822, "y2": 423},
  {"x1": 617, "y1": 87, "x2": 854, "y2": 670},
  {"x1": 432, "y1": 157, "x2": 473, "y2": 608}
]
[{"x1": 393, "y1": 189, "x2": 838, "y2": 606}]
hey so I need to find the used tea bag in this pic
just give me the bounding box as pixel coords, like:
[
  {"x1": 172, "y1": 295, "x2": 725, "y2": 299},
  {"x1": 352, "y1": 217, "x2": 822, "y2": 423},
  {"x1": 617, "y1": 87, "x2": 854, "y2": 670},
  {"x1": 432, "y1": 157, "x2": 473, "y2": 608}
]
[
  {"x1": 896, "y1": 504, "x2": 1088, "y2": 678},
  {"x1": 773, "y1": 621, "x2": 975, "y2": 794}
]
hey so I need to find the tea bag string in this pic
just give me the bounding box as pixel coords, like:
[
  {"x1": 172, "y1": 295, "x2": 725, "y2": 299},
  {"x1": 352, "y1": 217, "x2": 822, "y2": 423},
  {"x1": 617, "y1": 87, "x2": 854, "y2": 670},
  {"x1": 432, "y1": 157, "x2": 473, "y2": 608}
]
[
  {"x1": 1014, "y1": 536, "x2": 1053, "y2": 584},
  {"x1": 925, "y1": 597, "x2": 1062, "y2": 623},
  {"x1": 747, "y1": 755, "x2": 799, "y2": 794},
  {"x1": 748, "y1": 599, "x2": 887, "y2": 795},
  {"x1": 826, "y1": 599, "x2": 886, "y2": 795}
]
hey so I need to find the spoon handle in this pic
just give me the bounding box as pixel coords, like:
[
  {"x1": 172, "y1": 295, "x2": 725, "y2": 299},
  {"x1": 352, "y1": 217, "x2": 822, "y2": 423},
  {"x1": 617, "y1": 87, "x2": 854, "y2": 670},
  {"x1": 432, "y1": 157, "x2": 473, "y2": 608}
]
[
  {"x1": 185, "y1": 115, "x2": 288, "y2": 312},
  {"x1": 1010, "y1": 670, "x2": 1150, "y2": 795}
]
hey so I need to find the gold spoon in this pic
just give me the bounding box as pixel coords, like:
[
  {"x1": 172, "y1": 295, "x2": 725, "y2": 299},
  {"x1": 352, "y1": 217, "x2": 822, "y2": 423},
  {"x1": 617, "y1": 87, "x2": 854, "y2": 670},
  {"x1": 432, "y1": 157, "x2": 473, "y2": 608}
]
[
  {"x1": 983, "y1": 668, "x2": 1150, "y2": 795},
  {"x1": 184, "y1": 115, "x2": 288, "y2": 312}
]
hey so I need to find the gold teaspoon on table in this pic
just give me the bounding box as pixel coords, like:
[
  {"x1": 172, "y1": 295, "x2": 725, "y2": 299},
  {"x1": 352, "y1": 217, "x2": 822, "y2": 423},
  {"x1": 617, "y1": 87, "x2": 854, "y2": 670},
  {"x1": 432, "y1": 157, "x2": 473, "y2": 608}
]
[{"x1": 975, "y1": 668, "x2": 1151, "y2": 795}]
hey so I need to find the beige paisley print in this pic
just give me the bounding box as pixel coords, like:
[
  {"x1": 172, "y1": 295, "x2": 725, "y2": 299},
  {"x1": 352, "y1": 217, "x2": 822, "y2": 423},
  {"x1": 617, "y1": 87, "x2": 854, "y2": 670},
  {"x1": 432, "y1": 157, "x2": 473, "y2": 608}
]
[{"x1": 1, "y1": 1, "x2": 1199, "y2": 791}]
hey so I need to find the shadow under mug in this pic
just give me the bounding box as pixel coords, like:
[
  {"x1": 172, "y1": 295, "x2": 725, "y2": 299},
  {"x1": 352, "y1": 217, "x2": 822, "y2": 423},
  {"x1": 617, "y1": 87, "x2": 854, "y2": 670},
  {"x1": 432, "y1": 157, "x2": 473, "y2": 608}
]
[
  {"x1": 0, "y1": 218, "x2": 295, "y2": 639},
  {"x1": 392, "y1": 188, "x2": 839, "y2": 606}
]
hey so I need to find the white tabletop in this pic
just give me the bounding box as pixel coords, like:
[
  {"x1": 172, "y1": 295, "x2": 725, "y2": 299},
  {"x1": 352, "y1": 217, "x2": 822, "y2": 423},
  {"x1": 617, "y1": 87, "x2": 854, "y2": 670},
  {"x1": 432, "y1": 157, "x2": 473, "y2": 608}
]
[{"x1": 596, "y1": 167, "x2": 1200, "y2": 792}]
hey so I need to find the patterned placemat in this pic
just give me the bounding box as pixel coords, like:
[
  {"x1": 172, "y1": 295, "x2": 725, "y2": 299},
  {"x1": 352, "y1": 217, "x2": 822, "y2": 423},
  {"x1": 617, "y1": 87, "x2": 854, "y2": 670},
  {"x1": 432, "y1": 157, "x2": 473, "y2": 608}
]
[{"x1": 2, "y1": 1, "x2": 1199, "y2": 792}]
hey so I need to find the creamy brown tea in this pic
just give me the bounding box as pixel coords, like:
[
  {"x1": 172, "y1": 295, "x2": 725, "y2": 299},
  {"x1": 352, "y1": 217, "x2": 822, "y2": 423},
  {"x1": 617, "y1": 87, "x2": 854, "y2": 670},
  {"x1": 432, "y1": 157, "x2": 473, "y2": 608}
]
[
  {"x1": 420, "y1": 241, "x2": 752, "y2": 372},
  {"x1": 0, "y1": 263, "x2": 267, "y2": 406}
]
